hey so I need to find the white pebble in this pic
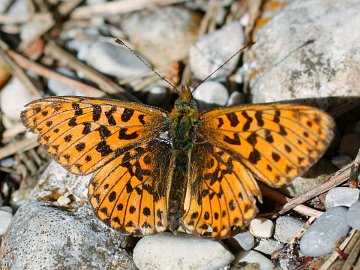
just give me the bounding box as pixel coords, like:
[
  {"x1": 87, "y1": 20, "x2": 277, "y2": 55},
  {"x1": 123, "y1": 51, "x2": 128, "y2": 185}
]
[
  {"x1": 0, "y1": 206, "x2": 13, "y2": 235},
  {"x1": 133, "y1": 234, "x2": 234, "y2": 270},
  {"x1": 227, "y1": 91, "x2": 244, "y2": 106},
  {"x1": 325, "y1": 187, "x2": 359, "y2": 209},
  {"x1": 0, "y1": 78, "x2": 34, "y2": 121},
  {"x1": 192, "y1": 81, "x2": 229, "y2": 111},
  {"x1": 57, "y1": 196, "x2": 71, "y2": 206},
  {"x1": 236, "y1": 250, "x2": 274, "y2": 270},
  {"x1": 48, "y1": 68, "x2": 80, "y2": 96},
  {"x1": 274, "y1": 216, "x2": 305, "y2": 243},
  {"x1": 250, "y1": 218, "x2": 274, "y2": 238}
]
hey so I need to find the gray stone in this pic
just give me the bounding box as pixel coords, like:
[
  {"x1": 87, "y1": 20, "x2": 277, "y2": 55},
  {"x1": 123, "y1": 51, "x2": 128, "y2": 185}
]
[
  {"x1": 347, "y1": 201, "x2": 360, "y2": 229},
  {"x1": 274, "y1": 216, "x2": 305, "y2": 243},
  {"x1": 122, "y1": 7, "x2": 200, "y2": 67},
  {"x1": 0, "y1": 201, "x2": 136, "y2": 269},
  {"x1": 190, "y1": 22, "x2": 245, "y2": 80},
  {"x1": 300, "y1": 207, "x2": 350, "y2": 257},
  {"x1": 233, "y1": 231, "x2": 255, "y2": 250},
  {"x1": 331, "y1": 155, "x2": 353, "y2": 169},
  {"x1": 254, "y1": 238, "x2": 284, "y2": 255},
  {"x1": 79, "y1": 41, "x2": 149, "y2": 79},
  {"x1": 146, "y1": 86, "x2": 168, "y2": 106},
  {"x1": 133, "y1": 233, "x2": 234, "y2": 270},
  {"x1": 245, "y1": 0, "x2": 360, "y2": 104},
  {"x1": 325, "y1": 187, "x2": 359, "y2": 209},
  {"x1": 227, "y1": 91, "x2": 244, "y2": 106},
  {"x1": 192, "y1": 81, "x2": 229, "y2": 111},
  {"x1": 235, "y1": 250, "x2": 274, "y2": 270},
  {"x1": 0, "y1": 206, "x2": 12, "y2": 236},
  {"x1": 48, "y1": 68, "x2": 81, "y2": 96}
]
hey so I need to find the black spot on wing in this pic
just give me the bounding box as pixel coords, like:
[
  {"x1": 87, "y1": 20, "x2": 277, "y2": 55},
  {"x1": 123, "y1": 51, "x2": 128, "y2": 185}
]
[
  {"x1": 121, "y1": 108, "x2": 134, "y2": 122},
  {"x1": 225, "y1": 113, "x2": 239, "y2": 127}
]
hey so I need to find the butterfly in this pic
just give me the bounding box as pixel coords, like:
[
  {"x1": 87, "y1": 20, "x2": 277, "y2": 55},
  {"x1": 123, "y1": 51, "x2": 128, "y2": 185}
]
[{"x1": 21, "y1": 85, "x2": 334, "y2": 238}]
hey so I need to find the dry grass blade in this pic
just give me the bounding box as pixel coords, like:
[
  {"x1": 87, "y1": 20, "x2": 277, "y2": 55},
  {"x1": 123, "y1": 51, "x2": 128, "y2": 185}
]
[
  {"x1": 45, "y1": 42, "x2": 139, "y2": 102},
  {"x1": 6, "y1": 49, "x2": 105, "y2": 97},
  {"x1": 72, "y1": 0, "x2": 188, "y2": 19},
  {"x1": 0, "y1": 137, "x2": 38, "y2": 160}
]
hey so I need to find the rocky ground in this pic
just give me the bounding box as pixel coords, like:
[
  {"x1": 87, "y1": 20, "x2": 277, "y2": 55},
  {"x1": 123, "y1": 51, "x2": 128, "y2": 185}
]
[{"x1": 0, "y1": 0, "x2": 359, "y2": 269}]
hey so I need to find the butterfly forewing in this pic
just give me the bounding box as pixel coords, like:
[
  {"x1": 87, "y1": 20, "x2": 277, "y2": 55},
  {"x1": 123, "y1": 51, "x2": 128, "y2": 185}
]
[
  {"x1": 21, "y1": 97, "x2": 168, "y2": 175},
  {"x1": 199, "y1": 104, "x2": 334, "y2": 187}
]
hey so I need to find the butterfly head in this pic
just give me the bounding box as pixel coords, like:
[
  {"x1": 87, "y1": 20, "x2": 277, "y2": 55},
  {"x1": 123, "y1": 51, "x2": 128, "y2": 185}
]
[{"x1": 173, "y1": 85, "x2": 199, "y2": 113}]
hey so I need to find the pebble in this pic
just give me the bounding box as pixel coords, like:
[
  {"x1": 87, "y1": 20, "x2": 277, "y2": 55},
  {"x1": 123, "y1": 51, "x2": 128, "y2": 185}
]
[
  {"x1": 300, "y1": 207, "x2": 350, "y2": 257},
  {"x1": 227, "y1": 91, "x2": 244, "y2": 106},
  {"x1": 10, "y1": 188, "x2": 30, "y2": 209},
  {"x1": 274, "y1": 216, "x2": 305, "y2": 243},
  {"x1": 232, "y1": 230, "x2": 255, "y2": 250},
  {"x1": 338, "y1": 133, "x2": 360, "y2": 159},
  {"x1": 146, "y1": 86, "x2": 168, "y2": 106},
  {"x1": 254, "y1": 238, "x2": 284, "y2": 255},
  {"x1": 122, "y1": 7, "x2": 200, "y2": 67},
  {"x1": 331, "y1": 155, "x2": 353, "y2": 169},
  {"x1": 57, "y1": 195, "x2": 71, "y2": 206},
  {"x1": 0, "y1": 201, "x2": 136, "y2": 269},
  {"x1": 192, "y1": 81, "x2": 229, "y2": 111},
  {"x1": 249, "y1": 218, "x2": 274, "y2": 238},
  {"x1": 190, "y1": 22, "x2": 245, "y2": 80},
  {"x1": 246, "y1": 0, "x2": 360, "y2": 103},
  {"x1": 347, "y1": 201, "x2": 360, "y2": 229},
  {"x1": 0, "y1": 206, "x2": 13, "y2": 236},
  {"x1": 48, "y1": 68, "x2": 80, "y2": 96},
  {"x1": 78, "y1": 41, "x2": 149, "y2": 79},
  {"x1": 235, "y1": 250, "x2": 274, "y2": 270},
  {"x1": 0, "y1": 157, "x2": 15, "y2": 168},
  {"x1": 0, "y1": 78, "x2": 35, "y2": 121},
  {"x1": 133, "y1": 234, "x2": 234, "y2": 270},
  {"x1": 325, "y1": 187, "x2": 359, "y2": 209}
]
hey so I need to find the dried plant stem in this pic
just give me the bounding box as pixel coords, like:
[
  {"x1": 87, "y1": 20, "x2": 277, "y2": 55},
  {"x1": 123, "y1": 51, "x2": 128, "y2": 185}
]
[{"x1": 0, "y1": 137, "x2": 38, "y2": 160}]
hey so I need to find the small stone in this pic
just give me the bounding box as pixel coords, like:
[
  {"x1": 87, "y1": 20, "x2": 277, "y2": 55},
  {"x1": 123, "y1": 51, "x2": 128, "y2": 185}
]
[
  {"x1": 0, "y1": 157, "x2": 15, "y2": 168},
  {"x1": 325, "y1": 187, "x2": 359, "y2": 209},
  {"x1": 79, "y1": 41, "x2": 149, "y2": 79},
  {"x1": 123, "y1": 7, "x2": 200, "y2": 67},
  {"x1": 0, "y1": 78, "x2": 34, "y2": 121},
  {"x1": 57, "y1": 196, "x2": 71, "y2": 206},
  {"x1": 10, "y1": 188, "x2": 30, "y2": 209},
  {"x1": 146, "y1": 86, "x2": 168, "y2": 106},
  {"x1": 331, "y1": 155, "x2": 353, "y2": 169},
  {"x1": 190, "y1": 22, "x2": 245, "y2": 80},
  {"x1": 300, "y1": 207, "x2": 350, "y2": 257},
  {"x1": 338, "y1": 133, "x2": 360, "y2": 159},
  {"x1": 48, "y1": 68, "x2": 80, "y2": 96},
  {"x1": 249, "y1": 218, "x2": 274, "y2": 238},
  {"x1": 227, "y1": 91, "x2": 244, "y2": 106},
  {"x1": 0, "y1": 206, "x2": 13, "y2": 236},
  {"x1": 235, "y1": 250, "x2": 274, "y2": 270},
  {"x1": 347, "y1": 201, "x2": 360, "y2": 229},
  {"x1": 254, "y1": 238, "x2": 284, "y2": 255},
  {"x1": 133, "y1": 234, "x2": 234, "y2": 270},
  {"x1": 192, "y1": 81, "x2": 229, "y2": 111},
  {"x1": 233, "y1": 231, "x2": 255, "y2": 250},
  {"x1": 274, "y1": 216, "x2": 305, "y2": 243}
]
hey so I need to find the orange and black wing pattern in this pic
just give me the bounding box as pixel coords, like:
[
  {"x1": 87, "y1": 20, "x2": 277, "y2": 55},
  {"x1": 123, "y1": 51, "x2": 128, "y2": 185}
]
[
  {"x1": 21, "y1": 96, "x2": 172, "y2": 234},
  {"x1": 181, "y1": 103, "x2": 334, "y2": 238}
]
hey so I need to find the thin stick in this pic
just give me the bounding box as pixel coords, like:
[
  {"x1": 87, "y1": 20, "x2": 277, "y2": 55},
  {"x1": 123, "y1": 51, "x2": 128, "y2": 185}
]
[
  {"x1": 0, "y1": 137, "x2": 38, "y2": 160},
  {"x1": 7, "y1": 49, "x2": 105, "y2": 97}
]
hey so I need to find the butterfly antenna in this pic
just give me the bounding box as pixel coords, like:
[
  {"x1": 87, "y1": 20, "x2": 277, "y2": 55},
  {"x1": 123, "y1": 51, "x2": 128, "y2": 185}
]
[
  {"x1": 115, "y1": 39, "x2": 178, "y2": 92},
  {"x1": 193, "y1": 40, "x2": 256, "y2": 92}
]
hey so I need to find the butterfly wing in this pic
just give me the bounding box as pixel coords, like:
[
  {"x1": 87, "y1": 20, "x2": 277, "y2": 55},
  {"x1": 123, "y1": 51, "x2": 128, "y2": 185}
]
[
  {"x1": 181, "y1": 142, "x2": 260, "y2": 238},
  {"x1": 198, "y1": 104, "x2": 334, "y2": 187},
  {"x1": 21, "y1": 96, "x2": 168, "y2": 175},
  {"x1": 181, "y1": 103, "x2": 334, "y2": 238},
  {"x1": 21, "y1": 96, "x2": 172, "y2": 234}
]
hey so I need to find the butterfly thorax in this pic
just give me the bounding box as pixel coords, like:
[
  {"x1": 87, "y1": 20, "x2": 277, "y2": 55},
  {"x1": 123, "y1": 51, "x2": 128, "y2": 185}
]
[{"x1": 167, "y1": 86, "x2": 201, "y2": 231}]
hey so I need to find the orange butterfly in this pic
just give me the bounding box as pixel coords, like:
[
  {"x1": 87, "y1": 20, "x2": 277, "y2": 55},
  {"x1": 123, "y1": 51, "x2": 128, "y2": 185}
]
[{"x1": 21, "y1": 85, "x2": 334, "y2": 238}]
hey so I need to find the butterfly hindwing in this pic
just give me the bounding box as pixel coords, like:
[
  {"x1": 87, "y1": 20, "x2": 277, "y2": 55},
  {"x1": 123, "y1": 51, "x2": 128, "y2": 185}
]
[
  {"x1": 199, "y1": 104, "x2": 334, "y2": 187},
  {"x1": 181, "y1": 143, "x2": 260, "y2": 238},
  {"x1": 21, "y1": 96, "x2": 168, "y2": 175},
  {"x1": 88, "y1": 140, "x2": 172, "y2": 235}
]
